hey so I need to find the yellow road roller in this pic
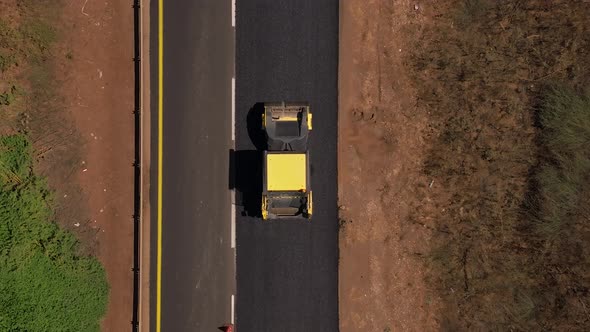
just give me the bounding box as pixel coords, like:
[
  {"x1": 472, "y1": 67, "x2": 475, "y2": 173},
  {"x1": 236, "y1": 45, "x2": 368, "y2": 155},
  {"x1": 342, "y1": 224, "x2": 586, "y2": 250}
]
[{"x1": 261, "y1": 102, "x2": 312, "y2": 220}]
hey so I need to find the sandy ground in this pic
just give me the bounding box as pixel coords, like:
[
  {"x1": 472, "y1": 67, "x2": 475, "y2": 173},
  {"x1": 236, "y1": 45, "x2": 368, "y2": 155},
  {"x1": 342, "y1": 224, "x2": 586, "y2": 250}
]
[
  {"x1": 49, "y1": 1, "x2": 135, "y2": 330},
  {"x1": 338, "y1": 1, "x2": 441, "y2": 331}
]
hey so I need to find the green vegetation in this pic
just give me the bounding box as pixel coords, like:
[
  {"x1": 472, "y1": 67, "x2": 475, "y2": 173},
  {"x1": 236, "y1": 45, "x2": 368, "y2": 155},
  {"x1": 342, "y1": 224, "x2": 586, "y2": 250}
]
[
  {"x1": 0, "y1": 13, "x2": 56, "y2": 68},
  {"x1": 456, "y1": 0, "x2": 490, "y2": 27},
  {"x1": 0, "y1": 135, "x2": 108, "y2": 332},
  {"x1": 0, "y1": 1, "x2": 57, "y2": 120},
  {"x1": 0, "y1": 1, "x2": 109, "y2": 329},
  {"x1": 533, "y1": 86, "x2": 590, "y2": 236},
  {"x1": 406, "y1": 0, "x2": 590, "y2": 330},
  {"x1": 0, "y1": 85, "x2": 19, "y2": 106}
]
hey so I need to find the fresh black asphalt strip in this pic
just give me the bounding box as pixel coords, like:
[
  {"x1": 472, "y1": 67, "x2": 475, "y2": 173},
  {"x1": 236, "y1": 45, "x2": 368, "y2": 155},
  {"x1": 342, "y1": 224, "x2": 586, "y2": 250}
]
[{"x1": 235, "y1": 1, "x2": 339, "y2": 331}]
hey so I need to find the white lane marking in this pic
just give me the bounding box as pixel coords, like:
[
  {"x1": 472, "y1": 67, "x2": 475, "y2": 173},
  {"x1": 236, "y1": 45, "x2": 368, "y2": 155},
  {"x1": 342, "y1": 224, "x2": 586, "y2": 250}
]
[
  {"x1": 231, "y1": 0, "x2": 236, "y2": 27},
  {"x1": 231, "y1": 294, "x2": 235, "y2": 324},
  {"x1": 230, "y1": 202, "x2": 236, "y2": 249},
  {"x1": 231, "y1": 77, "x2": 235, "y2": 142}
]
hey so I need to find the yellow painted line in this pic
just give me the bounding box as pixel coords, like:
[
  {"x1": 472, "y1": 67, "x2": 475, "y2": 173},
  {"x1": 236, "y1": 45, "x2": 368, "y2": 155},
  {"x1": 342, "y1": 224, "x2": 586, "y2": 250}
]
[{"x1": 156, "y1": 0, "x2": 163, "y2": 331}]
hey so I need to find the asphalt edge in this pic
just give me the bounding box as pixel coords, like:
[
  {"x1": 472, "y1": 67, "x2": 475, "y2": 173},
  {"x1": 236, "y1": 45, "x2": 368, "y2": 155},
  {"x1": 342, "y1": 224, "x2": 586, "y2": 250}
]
[
  {"x1": 231, "y1": 0, "x2": 237, "y2": 328},
  {"x1": 137, "y1": 0, "x2": 151, "y2": 330}
]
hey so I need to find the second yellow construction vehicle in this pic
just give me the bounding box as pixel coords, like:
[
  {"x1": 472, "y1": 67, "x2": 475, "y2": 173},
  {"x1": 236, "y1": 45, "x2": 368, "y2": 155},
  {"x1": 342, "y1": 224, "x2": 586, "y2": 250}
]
[{"x1": 261, "y1": 102, "x2": 313, "y2": 220}]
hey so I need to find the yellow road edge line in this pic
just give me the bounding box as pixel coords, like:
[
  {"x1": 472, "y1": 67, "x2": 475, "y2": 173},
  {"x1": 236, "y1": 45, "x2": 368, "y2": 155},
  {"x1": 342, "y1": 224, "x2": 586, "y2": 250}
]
[{"x1": 156, "y1": 0, "x2": 163, "y2": 331}]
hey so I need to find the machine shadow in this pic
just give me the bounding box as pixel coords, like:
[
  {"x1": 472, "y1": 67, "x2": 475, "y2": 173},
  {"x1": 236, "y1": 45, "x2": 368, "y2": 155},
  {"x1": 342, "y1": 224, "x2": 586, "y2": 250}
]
[
  {"x1": 230, "y1": 150, "x2": 262, "y2": 217},
  {"x1": 228, "y1": 103, "x2": 269, "y2": 218},
  {"x1": 246, "y1": 102, "x2": 267, "y2": 151}
]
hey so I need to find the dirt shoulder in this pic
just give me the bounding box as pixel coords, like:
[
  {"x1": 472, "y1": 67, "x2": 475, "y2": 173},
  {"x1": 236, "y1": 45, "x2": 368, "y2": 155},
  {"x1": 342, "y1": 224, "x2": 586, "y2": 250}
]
[
  {"x1": 51, "y1": 1, "x2": 135, "y2": 330},
  {"x1": 338, "y1": 1, "x2": 440, "y2": 331},
  {"x1": 139, "y1": 1, "x2": 152, "y2": 330}
]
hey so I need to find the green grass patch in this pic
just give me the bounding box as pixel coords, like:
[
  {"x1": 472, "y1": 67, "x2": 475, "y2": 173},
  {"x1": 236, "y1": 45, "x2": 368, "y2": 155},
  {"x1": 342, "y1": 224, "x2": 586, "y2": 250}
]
[
  {"x1": 0, "y1": 85, "x2": 20, "y2": 106},
  {"x1": 0, "y1": 0, "x2": 63, "y2": 136},
  {"x1": 0, "y1": 12, "x2": 56, "y2": 67},
  {"x1": 534, "y1": 85, "x2": 590, "y2": 235},
  {"x1": 0, "y1": 4, "x2": 56, "y2": 111},
  {"x1": 0, "y1": 135, "x2": 108, "y2": 332},
  {"x1": 456, "y1": 0, "x2": 492, "y2": 28}
]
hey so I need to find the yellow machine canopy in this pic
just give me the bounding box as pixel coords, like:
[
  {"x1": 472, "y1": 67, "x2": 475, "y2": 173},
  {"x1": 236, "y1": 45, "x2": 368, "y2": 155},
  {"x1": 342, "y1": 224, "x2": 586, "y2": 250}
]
[{"x1": 266, "y1": 153, "x2": 307, "y2": 191}]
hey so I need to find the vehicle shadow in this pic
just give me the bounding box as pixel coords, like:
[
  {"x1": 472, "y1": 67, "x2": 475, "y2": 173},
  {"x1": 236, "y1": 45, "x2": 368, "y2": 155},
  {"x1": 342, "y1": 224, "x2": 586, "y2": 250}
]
[
  {"x1": 229, "y1": 103, "x2": 268, "y2": 218},
  {"x1": 246, "y1": 102, "x2": 267, "y2": 151},
  {"x1": 230, "y1": 149, "x2": 262, "y2": 217}
]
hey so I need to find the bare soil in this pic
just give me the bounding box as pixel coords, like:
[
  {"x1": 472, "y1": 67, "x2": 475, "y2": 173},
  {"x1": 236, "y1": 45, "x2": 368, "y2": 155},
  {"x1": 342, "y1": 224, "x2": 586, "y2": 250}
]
[
  {"x1": 29, "y1": 0, "x2": 136, "y2": 330},
  {"x1": 339, "y1": 1, "x2": 440, "y2": 331}
]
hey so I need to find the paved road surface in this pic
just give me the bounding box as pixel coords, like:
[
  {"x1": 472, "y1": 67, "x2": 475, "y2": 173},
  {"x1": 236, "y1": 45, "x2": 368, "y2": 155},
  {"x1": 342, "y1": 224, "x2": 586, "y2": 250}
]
[
  {"x1": 235, "y1": 1, "x2": 339, "y2": 331},
  {"x1": 150, "y1": 1, "x2": 235, "y2": 331}
]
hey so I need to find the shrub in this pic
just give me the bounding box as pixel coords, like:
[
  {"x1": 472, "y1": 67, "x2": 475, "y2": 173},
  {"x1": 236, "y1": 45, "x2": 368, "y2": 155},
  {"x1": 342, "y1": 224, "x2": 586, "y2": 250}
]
[{"x1": 0, "y1": 135, "x2": 108, "y2": 332}]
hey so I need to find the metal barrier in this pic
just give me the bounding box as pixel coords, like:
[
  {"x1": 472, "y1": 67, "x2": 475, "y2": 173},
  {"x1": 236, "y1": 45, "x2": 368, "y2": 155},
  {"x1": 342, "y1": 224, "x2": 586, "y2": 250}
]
[{"x1": 132, "y1": 0, "x2": 142, "y2": 330}]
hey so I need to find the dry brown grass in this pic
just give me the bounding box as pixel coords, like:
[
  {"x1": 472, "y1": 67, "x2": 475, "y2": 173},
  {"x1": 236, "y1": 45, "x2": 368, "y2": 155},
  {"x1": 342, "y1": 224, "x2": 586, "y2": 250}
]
[{"x1": 403, "y1": 0, "x2": 590, "y2": 330}]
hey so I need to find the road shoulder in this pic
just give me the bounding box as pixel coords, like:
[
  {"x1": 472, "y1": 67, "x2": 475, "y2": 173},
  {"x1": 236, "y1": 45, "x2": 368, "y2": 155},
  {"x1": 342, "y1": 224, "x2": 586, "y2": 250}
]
[
  {"x1": 338, "y1": 1, "x2": 440, "y2": 331},
  {"x1": 139, "y1": 0, "x2": 152, "y2": 330}
]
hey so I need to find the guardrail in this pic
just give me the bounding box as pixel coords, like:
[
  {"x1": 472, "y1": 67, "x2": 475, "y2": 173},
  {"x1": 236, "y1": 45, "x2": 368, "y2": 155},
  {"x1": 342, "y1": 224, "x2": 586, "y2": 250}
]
[{"x1": 132, "y1": 0, "x2": 142, "y2": 331}]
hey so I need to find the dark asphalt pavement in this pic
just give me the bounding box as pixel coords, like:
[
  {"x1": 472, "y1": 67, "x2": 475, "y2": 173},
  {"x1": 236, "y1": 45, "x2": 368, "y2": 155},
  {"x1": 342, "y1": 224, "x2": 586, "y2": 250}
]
[
  {"x1": 235, "y1": 1, "x2": 339, "y2": 331},
  {"x1": 151, "y1": 1, "x2": 235, "y2": 331}
]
